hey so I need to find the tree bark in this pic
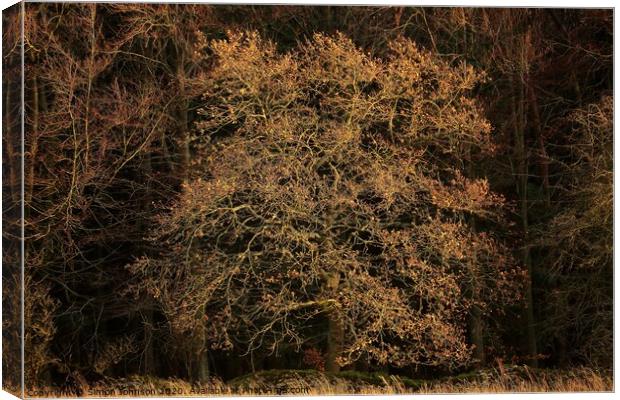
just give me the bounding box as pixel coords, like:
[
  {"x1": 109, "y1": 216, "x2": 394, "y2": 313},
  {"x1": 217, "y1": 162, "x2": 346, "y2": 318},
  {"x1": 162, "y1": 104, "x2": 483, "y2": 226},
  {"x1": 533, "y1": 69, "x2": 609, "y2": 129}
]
[
  {"x1": 469, "y1": 304, "x2": 485, "y2": 365},
  {"x1": 193, "y1": 351, "x2": 209, "y2": 383},
  {"x1": 141, "y1": 153, "x2": 157, "y2": 376},
  {"x1": 466, "y1": 145, "x2": 485, "y2": 366},
  {"x1": 527, "y1": 78, "x2": 551, "y2": 208},
  {"x1": 512, "y1": 46, "x2": 538, "y2": 366},
  {"x1": 325, "y1": 272, "x2": 343, "y2": 373},
  {"x1": 176, "y1": 62, "x2": 190, "y2": 179}
]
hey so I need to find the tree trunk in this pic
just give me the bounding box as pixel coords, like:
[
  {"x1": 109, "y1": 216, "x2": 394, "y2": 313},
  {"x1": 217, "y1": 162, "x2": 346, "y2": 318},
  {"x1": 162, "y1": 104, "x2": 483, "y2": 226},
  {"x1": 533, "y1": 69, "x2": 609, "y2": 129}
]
[
  {"x1": 4, "y1": 78, "x2": 19, "y2": 204},
  {"x1": 469, "y1": 300, "x2": 485, "y2": 366},
  {"x1": 325, "y1": 272, "x2": 343, "y2": 373},
  {"x1": 191, "y1": 349, "x2": 209, "y2": 383},
  {"x1": 466, "y1": 145, "x2": 485, "y2": 366},
  {"x1": 512, "y1": 47, "x2": 538, "y2": 366},
  {"x1": 25, "y1": 73, "x2": 38, "y2": 208},
  {"x1": 176, "y1": 63, "x2": 190, "y2": 179},
  {"x1": 141, "y1": 153, "x2": 156, "y2": 376},
  {"x1": 527, "y1": 78, "x2": 551, "y2": 208}
]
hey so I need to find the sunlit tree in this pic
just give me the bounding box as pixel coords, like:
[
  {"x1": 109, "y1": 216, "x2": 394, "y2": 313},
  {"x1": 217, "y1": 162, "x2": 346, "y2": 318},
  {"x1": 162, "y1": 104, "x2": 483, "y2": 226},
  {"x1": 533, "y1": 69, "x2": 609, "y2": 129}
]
[{"x1": 131, "y1": 32, "x2": 522, "y2": 376}]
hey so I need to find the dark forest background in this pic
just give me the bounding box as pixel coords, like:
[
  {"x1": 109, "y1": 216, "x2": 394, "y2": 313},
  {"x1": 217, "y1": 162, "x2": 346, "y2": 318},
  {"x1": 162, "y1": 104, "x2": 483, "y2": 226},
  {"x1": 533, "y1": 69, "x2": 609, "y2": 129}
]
[{"x1": 2, "y1": 4, "x2": 612, "y2": 391}]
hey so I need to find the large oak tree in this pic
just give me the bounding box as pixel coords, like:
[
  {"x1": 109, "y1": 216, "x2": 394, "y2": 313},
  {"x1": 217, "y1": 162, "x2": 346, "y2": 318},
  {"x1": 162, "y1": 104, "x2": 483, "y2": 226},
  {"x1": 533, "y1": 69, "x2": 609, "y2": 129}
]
[{"x1": 130, "y1": 32, "x2": 522, "y2": 377}]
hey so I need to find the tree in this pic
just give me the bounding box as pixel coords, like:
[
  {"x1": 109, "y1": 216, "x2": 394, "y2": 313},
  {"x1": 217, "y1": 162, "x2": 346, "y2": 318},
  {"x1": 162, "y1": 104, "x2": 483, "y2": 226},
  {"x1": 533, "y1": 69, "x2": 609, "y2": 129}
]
[
  {"x1": 130, "y1": 32, "x2": 522, "y2": 376},
  {"x1": 535, "y1": 96, "x2": 612, "y2": 368},
  {"x1": 19, "y1": 3, "x2": 211, "y2": 382},
  {"x1": 2, "y1": 3, "x2": 24, "y2": 393}
]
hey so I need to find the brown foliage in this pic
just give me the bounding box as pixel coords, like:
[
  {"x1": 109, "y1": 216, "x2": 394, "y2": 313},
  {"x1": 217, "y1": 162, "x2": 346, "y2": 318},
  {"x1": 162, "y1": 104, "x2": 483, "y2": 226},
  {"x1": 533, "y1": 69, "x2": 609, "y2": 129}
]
[
  {"x1": 131, "y1": 32, "x2": 522, "y2": 371},
  {"x1": 3, "y1": 4, "x2": 612, "y2": 388}
]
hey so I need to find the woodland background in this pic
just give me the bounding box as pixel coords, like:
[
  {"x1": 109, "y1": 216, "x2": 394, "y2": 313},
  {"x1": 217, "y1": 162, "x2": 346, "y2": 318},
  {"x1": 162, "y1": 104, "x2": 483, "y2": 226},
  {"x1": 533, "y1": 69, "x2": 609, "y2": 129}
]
[{"x1": 2, "y1": 4, "x2": 613, "y2": 393}]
